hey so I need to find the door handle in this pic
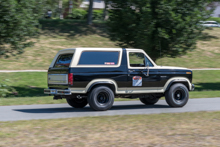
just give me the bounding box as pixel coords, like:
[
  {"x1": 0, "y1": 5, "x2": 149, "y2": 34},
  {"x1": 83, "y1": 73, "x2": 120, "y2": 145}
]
[
  {"x1": 141, "y1": 70, "x2": 149, "y2": 77},
  {"x1": 128, "y1": 70, "x2": 135, "y2": 73}
]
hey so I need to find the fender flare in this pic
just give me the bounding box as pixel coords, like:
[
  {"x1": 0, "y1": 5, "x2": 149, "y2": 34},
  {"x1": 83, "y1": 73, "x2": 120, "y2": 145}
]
[
  {"x1": 86, "y1": 79, "x2": 117, "y2": 93},
  {"x1": 165, "y1": 79, "x2": 191, "y2": 91}
]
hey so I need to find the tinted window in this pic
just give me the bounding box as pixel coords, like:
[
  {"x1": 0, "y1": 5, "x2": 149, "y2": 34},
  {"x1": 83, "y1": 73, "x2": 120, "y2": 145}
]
[
  {"x1": 78, "y1": 51, "x2": 119, "y2": 65},
  {"x1": 129, "y1": 52, "x2": 145, "y2": 67},
  {"x1": 129, "y1": 52, "x2": 153, "y2": 67},
  {"x1": 204, "y1": 22, "x2": 218, "y2": 24},
  {"x1": 54, "y1": 54, "x2": 73, "y2": 68}
]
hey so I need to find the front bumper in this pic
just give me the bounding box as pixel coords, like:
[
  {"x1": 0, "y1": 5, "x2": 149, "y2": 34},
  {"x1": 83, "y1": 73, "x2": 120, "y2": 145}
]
[
  {"x1": 44, "y1": 89, "x2": 71, "y2": 95},
  {"x1": 191, "y1": 84, "x2": 195, "y2": 91}
]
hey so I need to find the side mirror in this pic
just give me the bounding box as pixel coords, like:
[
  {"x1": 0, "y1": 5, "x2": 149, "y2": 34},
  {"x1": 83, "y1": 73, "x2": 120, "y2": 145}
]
[{"x1": 146, "y1": 61, "x2": 149, "y2": 76}]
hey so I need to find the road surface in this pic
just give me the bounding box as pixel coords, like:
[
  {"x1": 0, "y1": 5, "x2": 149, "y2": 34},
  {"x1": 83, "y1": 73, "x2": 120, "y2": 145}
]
[{"x1": 1, "y1": 98, "x2": 220, "y2": 121}]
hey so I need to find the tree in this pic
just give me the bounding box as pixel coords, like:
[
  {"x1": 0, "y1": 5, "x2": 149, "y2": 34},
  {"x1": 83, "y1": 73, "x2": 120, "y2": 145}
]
[
  {"x1": 0, "y1": 0, "x2": 44, "y2": 56},
  {"x1": 103, "y1": 0, "x2": 107, "y2": 20},
  {"x1": 87, "y1": 0, "x2": 94, "y2": 25},
  {"x1": 107, "y1": 0, "x2": 213, "y2": 61}
]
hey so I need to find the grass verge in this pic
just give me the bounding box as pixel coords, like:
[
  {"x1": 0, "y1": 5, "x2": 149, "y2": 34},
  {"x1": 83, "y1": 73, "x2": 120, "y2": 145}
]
[
  {"x1": 0, "y1": 70, "x2": 220, "y2": 105},
  {"x1": 1, "y1": 70, "x2": 220, "y2": 97},
  {"x1": 0, "y1": 71, "x2": 220, "y2": 106},
  {"x1": 0, "y1": 112, "x2": 220, "y2": 146}
]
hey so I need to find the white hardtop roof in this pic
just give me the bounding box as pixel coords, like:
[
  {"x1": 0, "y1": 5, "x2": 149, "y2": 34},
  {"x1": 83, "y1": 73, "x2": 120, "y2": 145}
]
[
  {"x1": 200, "y1": 21, "x2": 218, "y2": 23},
  {"x1": 58, "y1": 48, "x2": 144, "y2": 52},
  {"x1": 205, "y1": 21, "x2": 218, "y2": 22}
]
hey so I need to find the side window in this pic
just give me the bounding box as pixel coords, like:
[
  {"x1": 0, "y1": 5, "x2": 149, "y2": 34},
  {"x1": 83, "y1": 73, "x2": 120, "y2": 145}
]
[
  {"x1": 129, "y1": 52, "x2": 145, "y2": 67},
  {"x1": 145, "y1": 56, "x2": 154, "y2": 67},
  {"x1": 78, "y1": 51, "x2": 119, "y2": 65},
  {"x1": 129, "y1": 52, "x2": 153, "y2": 67},
  {"x1": 54, "y1": 54, "x2": 73, "y2": 68}
]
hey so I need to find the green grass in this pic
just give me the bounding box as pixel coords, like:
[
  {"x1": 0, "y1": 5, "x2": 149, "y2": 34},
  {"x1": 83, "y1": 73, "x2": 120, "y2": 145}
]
[
  {"x1": 156, "y1": 28, "x2": 220, "y2": 68},
  {"x1": 1, "y1": 70, "x2": 220, "y2": 97},
  {"x1": 207, "y1": 17, "x2": 220, "y2": 23},
  {"x1": 0, "y1": 19, "x2": 220, "y2": 69},
  {"x1": 0, "y1": 96, "x2": 66, "y2": 106},
  {"x1": 0, "y1": 20, "x2": 117, "y2": 70},
  {"x1": 0, "y1": 112, "x2": 220, "y2": 146},
  {"x1": 0, "y1": 72, "x2": 47, "y2": 97},
  {"x1": 0, "y1": 70, "x2": 220, "y2": 105}
]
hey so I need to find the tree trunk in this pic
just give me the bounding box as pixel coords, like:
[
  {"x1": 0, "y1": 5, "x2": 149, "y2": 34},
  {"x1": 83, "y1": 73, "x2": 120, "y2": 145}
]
[
  {"x1": 103, "y1": 0, "x2": 107, "y2": 21},
  {"x1": 87, "y1": 0, "x2": 93, "y2": 25},
  {"x1": 59, "y1": 0, "x2": 63, "y2": 19},
  {"x1": 69, "y1": 0, "x2": 73, "y2": 14}
]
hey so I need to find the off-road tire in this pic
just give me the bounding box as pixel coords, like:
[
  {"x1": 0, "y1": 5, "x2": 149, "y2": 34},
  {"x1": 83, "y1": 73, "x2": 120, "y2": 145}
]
[
  {"x1": 66, "y1": 98, "x2": 88, "y2": 108},
  {"x1": 165, "y1": 83, "x2": 189, "y2": 107},
  {"x1": 88, "y1": 86, "x2": 114, "y2": 111}
]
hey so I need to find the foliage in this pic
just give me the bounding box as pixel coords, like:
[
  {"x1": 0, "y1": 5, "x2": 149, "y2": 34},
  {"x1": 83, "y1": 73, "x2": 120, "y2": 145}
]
[
  {"x1": 67, "y1": 9, "x2": 104, "y2": 20},
  {"x1": 0, "y1": 79, "x2": 17, "y2": 98},
  {"x1": 70, "y1": 8, "x2": 87, "y2": 19},
  {"x1": 0, "y1": 0, "x2": 44, "y2": 57},
  {"x1": 207, "y1": 17, "x2": 220, "y2": 23},
  {"x1": 93, "y1": 9, "x2": 104, "y2": 20},
  {"x1": 72, "y1": 0, "x2": 84, "y2": 8},
  {"x1": 107, "y1": 0, "x2": 214, "y2": 61},
  {"x1": 43, "y1": 0, "x2": 60, "y2": 18}
]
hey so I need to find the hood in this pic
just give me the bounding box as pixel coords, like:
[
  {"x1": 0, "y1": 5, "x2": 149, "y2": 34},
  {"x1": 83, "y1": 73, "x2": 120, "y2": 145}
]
[{"x1": 156, "y1": 66, "x2": 188, "y2": 70}]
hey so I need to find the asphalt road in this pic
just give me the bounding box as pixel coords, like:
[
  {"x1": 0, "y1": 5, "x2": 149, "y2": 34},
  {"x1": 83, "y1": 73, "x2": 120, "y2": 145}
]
[{"x1": 1, "y1": 98, "x2": 220, "y2": 121}]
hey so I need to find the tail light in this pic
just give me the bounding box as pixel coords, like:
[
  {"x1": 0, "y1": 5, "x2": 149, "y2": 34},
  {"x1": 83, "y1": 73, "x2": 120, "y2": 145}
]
[{"x1": 68, "y1": 73, "x2": 73, "y2": 86}]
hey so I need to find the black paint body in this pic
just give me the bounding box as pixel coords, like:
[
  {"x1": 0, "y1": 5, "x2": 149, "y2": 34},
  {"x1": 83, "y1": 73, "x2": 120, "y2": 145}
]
[{"x1": 48, "y1": 48, "x2": 192, "y2": 92}]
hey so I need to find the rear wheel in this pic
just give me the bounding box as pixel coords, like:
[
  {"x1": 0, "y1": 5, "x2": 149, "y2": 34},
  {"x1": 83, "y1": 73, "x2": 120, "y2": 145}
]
[
  {"x1": 88, "y1": 86, "x2": 114, "y2": 111},
  {"x1": 165, "y1": 83, "x2": 189, "y2": 107},
  {"x1": 66, "y1": 98, "x2": 88, "y2": 108}
]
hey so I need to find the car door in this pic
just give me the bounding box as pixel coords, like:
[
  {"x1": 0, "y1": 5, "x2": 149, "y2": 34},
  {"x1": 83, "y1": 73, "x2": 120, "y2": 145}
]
[{"x1": 126, "y1": 51, "x2": 160, "y2": 94}]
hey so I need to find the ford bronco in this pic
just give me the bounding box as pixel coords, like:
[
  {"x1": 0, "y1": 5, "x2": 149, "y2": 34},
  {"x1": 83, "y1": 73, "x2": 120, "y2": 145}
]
[{"x1": 44, "y1": 48, "x2": 194, "y2": 111}]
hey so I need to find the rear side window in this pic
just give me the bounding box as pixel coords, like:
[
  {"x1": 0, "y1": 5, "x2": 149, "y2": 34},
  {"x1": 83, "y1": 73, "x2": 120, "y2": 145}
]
[
  {"x1": 54, "y1": 54, "x2": 73, "y2": 68},
  {"x1": 78, "y1": 51, "x2": 119, "y2": 65}
]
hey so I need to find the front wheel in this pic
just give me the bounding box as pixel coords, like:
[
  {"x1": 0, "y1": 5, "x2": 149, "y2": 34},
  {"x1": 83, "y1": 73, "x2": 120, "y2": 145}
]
[
  {"x1": 165, "y1": 83, "x2": 189, "y2": 107},
  {"x1": 88, "y1": 86, "x2": 114, "y2": 111},
  {"x1": 66, "y1": 98, "x2": 88, "y2": 108}
]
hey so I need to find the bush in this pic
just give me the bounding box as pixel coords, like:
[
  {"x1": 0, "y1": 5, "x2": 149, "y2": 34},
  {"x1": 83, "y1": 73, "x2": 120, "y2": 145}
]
[
  {"x1": 71, "y1": 9, "x2": 87, "y2": 19},
  {"x1": 93, "y1": 9, "x2": 103, "y2": 20},
  {"x1": 208, "y1": 17, "x2": 220, "y2": 23},
  {"x1": 67, "y1": 9, "x2": 103, "y2": 20},
  {"x1": 0, "y1": 80, "x2": 17, "y2": 97}
]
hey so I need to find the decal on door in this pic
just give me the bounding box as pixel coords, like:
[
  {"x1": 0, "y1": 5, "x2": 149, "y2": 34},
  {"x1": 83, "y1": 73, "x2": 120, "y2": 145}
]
[
  {"x1": 104, "y1": 62, "x2": 115, "y2": 65},
  {"x1": 132, "y1": 76, "x2": 142, "y2": 86}
]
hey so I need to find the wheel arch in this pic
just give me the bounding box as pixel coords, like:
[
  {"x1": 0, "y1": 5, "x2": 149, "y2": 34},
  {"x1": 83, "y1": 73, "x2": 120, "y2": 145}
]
[
  {"x1": 86, "y1": 79, "x2": 117, "y2": 94},
  {"x1": 164, "y1": 78, "x2": 191, "y2": 92}
]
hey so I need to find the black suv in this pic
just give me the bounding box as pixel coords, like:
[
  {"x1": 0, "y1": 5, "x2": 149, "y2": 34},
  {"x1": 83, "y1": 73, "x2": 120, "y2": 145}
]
[{"x1": 44, "y1": 48, "x2": 194, "y2": 111}]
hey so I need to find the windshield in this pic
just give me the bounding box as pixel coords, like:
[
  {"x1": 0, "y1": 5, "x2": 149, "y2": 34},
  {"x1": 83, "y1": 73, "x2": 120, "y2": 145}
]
[{"x1": 204, "y1": 22, "x2": 218, "y2": 24}]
